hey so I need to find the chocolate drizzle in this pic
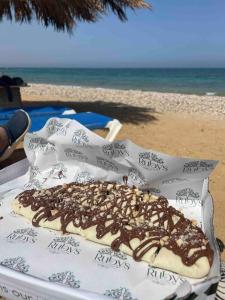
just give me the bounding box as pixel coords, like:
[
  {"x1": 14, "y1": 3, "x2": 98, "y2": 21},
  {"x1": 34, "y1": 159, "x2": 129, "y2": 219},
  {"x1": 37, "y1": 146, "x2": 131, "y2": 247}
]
[{"x1": 16, "y1": 182, "x2": 213, "y2": 267}]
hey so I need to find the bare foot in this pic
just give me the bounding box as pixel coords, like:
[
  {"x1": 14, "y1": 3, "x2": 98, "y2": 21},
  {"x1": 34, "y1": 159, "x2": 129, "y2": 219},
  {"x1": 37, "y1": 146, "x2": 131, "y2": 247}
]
[{"x1": 0, "y1": 127, "x2": 9, "y2": 153}]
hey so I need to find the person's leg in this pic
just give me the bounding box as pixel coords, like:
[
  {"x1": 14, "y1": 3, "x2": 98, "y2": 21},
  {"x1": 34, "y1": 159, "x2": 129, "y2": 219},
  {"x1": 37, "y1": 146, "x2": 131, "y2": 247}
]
[
  {"x1": 0, "y1": 127, "x2": 8, "y2": 152},
  {"x1": 0, "y1": 110, "x2": 31, "y2": 163}
]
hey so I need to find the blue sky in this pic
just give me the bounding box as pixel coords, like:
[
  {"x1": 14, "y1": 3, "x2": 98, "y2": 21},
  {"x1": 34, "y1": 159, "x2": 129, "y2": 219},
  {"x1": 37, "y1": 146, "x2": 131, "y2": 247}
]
[{"x1": 0, "y1": 0, "x2": 224, "y2": 68}]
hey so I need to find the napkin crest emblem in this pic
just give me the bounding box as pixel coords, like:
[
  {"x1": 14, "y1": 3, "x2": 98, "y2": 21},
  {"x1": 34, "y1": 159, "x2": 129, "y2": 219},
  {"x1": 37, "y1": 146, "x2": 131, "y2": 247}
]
[
  {"x1": 102, "y1": 144, "x2": 114, "y2": 157},
  {"x1": 56, "y1": 123, "x2": 70, "y2": 136},
  {"x1": 139, "y1": 152, "x2": 168, "y2": 171},
  {"x1": 64, "y1": 148, "x2": 88, "y2": 162},
  {"x1": 6, "y1": 228, "x2": 38, "y2": 244},
  {"x1": 72, "y1": 129, "x2": 89, "y2": 146},
  {"x1": 47, "y1": 119, "x2": 64, "y2": 135},
  {"x1": 95, "y1": 248, "x2": 130, "y2": 270},
  {"x1": 176, "y1": 188, "x2": 200, "y2": 200},
  {"x1": 48, "y1": 271, "x2": 80, "y2": 288},
  {"x1": 75, "y1": 172, "x2": 94, "y2": 183},
  {"x1": 147, "y1": 266, "x2": 185, "y2": 285},
  {"x1": 0, "y1": 257, "x2": 29, "y2": 273},
  {"x1": 48, "y1": 236, "x2": 80, "y2": 255},
  {"x1": 183, "y1": 161, "x2": 215, "y2": 173},
  {"x1": 103, "y1": 143, "x2": 129, "y2": 158},
  {"x1": 96, "y1": 156, "x2": 118, "y2": 172},
  {"x1": 104, "y1": 287, "x2": 137, "y2": 300}
]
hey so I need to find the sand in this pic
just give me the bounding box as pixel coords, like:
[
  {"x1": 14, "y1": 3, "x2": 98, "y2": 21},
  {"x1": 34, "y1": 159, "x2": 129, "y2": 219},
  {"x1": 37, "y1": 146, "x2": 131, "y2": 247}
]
[
  {"x1": 23, "y1": 83, "x2": 225, "y2": 118},
  {"x1": 1, "y1": 83, "x2": 225, "y2": 261}
]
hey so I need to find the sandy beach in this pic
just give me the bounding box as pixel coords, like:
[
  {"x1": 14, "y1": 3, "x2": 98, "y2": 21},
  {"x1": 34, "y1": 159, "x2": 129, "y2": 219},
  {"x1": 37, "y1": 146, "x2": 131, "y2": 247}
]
[{"x1": 2, "y1": 83, "x2": 225, "y2": 261}]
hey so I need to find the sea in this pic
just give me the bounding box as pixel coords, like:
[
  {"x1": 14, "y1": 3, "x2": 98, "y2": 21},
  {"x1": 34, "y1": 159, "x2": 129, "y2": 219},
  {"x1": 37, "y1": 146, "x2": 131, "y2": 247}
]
[{"x1": 0, "y1": 68, "x2": 225, "y2": 96}]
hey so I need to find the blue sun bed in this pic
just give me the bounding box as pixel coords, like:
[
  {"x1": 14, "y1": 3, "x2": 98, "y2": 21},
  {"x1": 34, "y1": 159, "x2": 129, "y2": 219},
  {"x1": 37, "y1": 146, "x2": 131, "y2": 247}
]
[{"x1": 0, "y1": 106, "x2": 122, "y2": 142}]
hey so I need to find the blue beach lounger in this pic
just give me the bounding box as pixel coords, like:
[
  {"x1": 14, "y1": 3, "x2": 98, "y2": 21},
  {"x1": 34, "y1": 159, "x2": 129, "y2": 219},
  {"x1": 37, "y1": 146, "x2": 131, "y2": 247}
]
[{"x1": 0, "y1": 106, "x2": 122, "y2": 142}]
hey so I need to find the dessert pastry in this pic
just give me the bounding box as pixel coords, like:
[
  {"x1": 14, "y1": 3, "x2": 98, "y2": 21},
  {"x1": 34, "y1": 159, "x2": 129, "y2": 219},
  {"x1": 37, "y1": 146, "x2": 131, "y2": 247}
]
[{"x1": 12, "y1": 181, "x2": 213, "y2": 278}]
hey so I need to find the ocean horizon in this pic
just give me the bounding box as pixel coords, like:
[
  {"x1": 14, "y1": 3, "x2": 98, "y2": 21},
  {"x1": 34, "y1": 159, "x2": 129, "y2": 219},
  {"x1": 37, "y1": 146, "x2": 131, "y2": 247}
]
[{"x1": 1, "y1": 67, "x2": 225, "y2": 96}]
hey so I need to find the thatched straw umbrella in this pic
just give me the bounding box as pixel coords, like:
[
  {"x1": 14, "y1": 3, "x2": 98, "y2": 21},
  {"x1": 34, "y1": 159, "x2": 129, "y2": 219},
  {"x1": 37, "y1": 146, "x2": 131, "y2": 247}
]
[{"x1": 0, "y1": 0, "x2": 151, "y2": 32}]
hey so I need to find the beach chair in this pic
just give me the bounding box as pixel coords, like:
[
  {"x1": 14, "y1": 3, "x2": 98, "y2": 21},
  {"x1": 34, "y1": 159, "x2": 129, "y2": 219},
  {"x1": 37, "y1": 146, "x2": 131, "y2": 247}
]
[
  {"x1": 0, "y1": 106, "x2": 122, "y2": 142},
  {"x1": 0, "y1": 75, "x2": 28, "y2": 108}
]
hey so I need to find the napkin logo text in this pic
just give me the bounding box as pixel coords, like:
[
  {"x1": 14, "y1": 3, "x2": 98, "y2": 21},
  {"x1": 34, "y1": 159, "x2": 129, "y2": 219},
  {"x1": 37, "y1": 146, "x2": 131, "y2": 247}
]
[
  {"x1": 27, "y1": 137, "x2": 45, "y2": 150},
  {"x1": 75, "y1": 172, "x2": 94, "y2": 183},
  {"x1": 147, "y1": 266, "x2": 185, "y2": 285},
  {"x1": 183, "y1": 161, "x2": 215, "y2": 173},
  {"x1": 128, "y1": 168, "x2": 145, "y2": 185},
  {"x1": 64, "y1": 148, "x2": 88, "y2": 162},
  {"x1": 176, "y1": 188, "x2": 201, "y2": 207},
  {"x1": 102, "y1": 143, "x2": 129, "y2": 158},
  {"x1": 104, "y1": 287, "x2": 137, "y2": 300},
  {"x1": 0, "y1": 286, "x2": 34, "y2": 300},
  {"x1": 48, "y1": 236, "x2": 81, "y2": 255},
  {"x1": 30, "y1": 166, "x2": 41, "y2": 179},
  {"x1": 72, "y1": 129, "x2": 89, "y2": 146},
  {"x1": 48, "y1": 271, "x2": 80, "y2": 288},
  {"x1": 95, "y1": 248, "x2": 130, "y2": 270},
  {"x1": 96, "y1": 156, "x2": 118, "y2": 172},
  {"x1": 6, "y1": 228, "x2": 38, "y2": 244},
  {"x1": 139, "y1": 152, "x2": 168, "y2": 171},
  {"x1": 0, "y1": 257, "x2": 29, "y2": 273},
  {"x1": 28, "y1": 137, "x2": 55, "y2": 154}
]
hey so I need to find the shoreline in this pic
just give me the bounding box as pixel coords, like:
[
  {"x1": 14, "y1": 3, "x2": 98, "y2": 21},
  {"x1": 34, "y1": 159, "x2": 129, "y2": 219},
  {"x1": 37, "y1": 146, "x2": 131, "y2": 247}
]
[
  {"x1": 22, "y1": 83, "x2": 225, "y2": 119},
  {"x1": 24, "y1": 81, "x2": 219, "y2": 96},
  {"x1": 23, "y1": 82, "x2": 225, "y2": 98}
]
